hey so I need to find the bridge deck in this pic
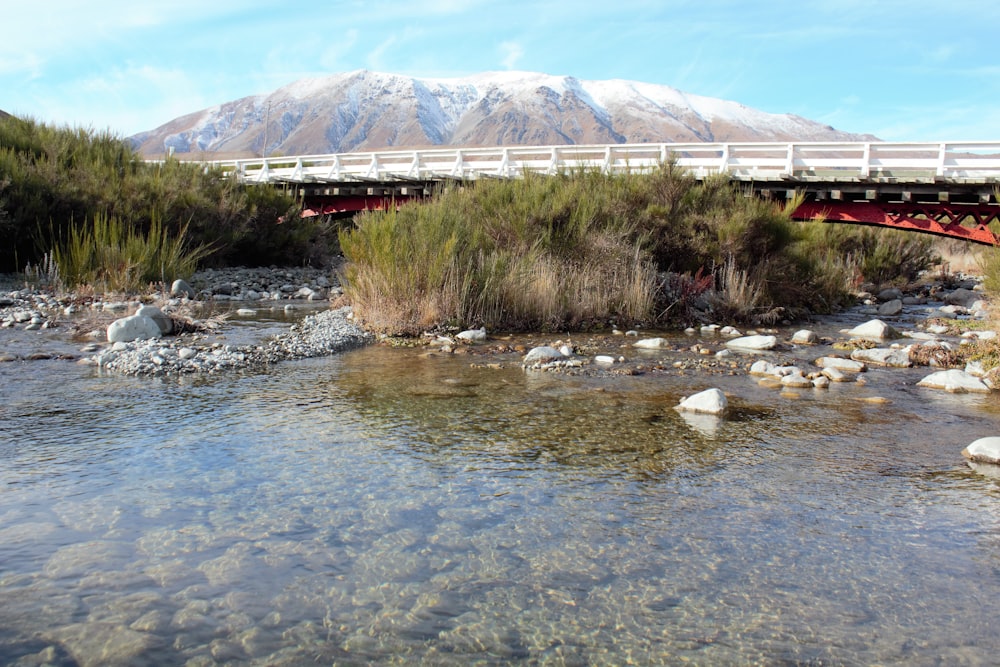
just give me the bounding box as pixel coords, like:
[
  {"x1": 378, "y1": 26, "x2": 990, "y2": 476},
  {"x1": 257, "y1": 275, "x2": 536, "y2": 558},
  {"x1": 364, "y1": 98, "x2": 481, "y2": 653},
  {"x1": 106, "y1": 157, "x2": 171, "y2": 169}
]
[
  {"x1": 207, "y1": 141, "x2": 1000, "y2": 189},
  {"x1": 198, "y1": 141, "x2": 1000, "y2": 243}
]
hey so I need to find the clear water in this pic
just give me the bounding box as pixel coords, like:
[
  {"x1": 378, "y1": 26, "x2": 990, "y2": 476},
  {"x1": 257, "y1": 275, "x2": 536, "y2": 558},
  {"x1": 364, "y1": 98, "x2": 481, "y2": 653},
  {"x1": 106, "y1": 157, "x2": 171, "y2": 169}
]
[{"x1": 3, "y1": 329, "x2": 1000, "y2": 665}]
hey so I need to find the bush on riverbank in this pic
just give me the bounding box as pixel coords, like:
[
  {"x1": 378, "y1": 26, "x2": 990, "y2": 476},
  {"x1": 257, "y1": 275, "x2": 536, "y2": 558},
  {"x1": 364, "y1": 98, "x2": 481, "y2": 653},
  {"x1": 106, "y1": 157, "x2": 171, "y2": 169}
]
[
  {"x1": 0, "y1": 114, "x2": 336, "y2": 280},
  {"x1": 340, "y1": 164, "x2": 935, "y2": 334}
]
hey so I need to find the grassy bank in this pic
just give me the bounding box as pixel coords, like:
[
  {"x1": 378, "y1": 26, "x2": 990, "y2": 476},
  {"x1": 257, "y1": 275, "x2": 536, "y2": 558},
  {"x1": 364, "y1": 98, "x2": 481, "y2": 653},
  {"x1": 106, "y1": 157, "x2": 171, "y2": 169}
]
[
  {"x1": 340, "y1": 164, "x2": 937, "y2": 334},
  {"x1": 0, "y1": 114, "x2": 337, "y2": 290}
]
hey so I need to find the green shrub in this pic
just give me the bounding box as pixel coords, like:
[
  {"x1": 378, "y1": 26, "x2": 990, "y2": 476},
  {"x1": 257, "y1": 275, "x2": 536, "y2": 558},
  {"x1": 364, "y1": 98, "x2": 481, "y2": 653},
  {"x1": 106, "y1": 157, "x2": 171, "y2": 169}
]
[{"x1": 0, "y1": 114, "x2": 309, "y2": 279}]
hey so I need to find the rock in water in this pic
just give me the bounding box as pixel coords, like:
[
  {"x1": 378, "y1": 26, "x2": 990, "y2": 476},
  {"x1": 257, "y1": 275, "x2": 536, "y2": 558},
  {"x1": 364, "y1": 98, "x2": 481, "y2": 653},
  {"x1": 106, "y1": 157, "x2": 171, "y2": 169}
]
[
  {"x1": 456, "y1": 327, "x2": 487, "y2": 343},
  {"x1": 522, "y1": 346, "x2": 563, "y2": 364},
  {"x1": 815, "y1": 356, "x2": 866, "y2": 373},
  {"x1": 917, "y1": 369, "x2": 991, "y2": 394},
  {"x1": 633, "y1": 337, "x2": 669, "y2": 349},
  {"x1": 675, "y1": 388, "x2": 728, "y2": 415},
  {"x1": 846, "y1": 319, "x2": 900, "y2": 340},
  {"x1": 877, "y1": 299, "x2": 903, "y2": 316},
  {"x1": 107, "y1": 314, "x2": 162, "y2": 343},
  {"x1": 725, "y1": 335, "x2": 777, "y2": 351},
  {"x1": 850, "y1": 347, "x2": 911, "y2": 368},
  {"x1": 791, "y1": 330, "x2": 819, "y2": 345},
  {"x1": 963, "y1": 437, "x2": 1000, "y2": 464}
]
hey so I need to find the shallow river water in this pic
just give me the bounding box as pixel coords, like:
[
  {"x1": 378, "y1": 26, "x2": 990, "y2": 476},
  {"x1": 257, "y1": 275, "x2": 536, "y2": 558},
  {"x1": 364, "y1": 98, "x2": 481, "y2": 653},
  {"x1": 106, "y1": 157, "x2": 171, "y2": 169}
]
[{"x1": 3, "y1": 314, "x2": 1000, "y2": 665}]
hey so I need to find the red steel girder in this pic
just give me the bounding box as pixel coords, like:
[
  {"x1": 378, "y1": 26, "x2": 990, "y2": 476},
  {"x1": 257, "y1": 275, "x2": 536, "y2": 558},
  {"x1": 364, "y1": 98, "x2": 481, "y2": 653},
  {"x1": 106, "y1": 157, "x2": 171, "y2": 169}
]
[
  {"x1": 792, "y1": 200, "x2": 1000, "y2": 246},
  {"x1": 301, "y1": 194, "x2": 420, "y2": 217}
]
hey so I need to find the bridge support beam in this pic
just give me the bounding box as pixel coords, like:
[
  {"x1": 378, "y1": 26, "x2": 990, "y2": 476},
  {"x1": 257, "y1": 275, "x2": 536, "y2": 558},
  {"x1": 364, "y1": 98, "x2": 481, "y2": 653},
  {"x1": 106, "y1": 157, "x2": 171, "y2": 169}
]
[
  {"x1": 301, "y1": 194, "x2": 422, "y2": 217},
  {"x1": 792, "y1": 201, "x2": 1000, "y2": 246}
]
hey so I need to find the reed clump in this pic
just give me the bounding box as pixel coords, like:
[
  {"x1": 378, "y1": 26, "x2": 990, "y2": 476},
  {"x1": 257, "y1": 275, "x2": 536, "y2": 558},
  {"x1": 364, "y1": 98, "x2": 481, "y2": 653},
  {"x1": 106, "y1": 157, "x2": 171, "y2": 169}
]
[{"x1": 340, "y1": 163, "x2": 936, "y2": 334}]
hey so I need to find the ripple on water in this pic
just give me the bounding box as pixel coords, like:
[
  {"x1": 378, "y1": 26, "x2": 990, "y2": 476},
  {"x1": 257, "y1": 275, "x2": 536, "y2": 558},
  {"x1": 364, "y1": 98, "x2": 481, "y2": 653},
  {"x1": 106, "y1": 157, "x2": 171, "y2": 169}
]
[{"x1": 3, "y1": 341, "x2": 1000, "y2": 664}]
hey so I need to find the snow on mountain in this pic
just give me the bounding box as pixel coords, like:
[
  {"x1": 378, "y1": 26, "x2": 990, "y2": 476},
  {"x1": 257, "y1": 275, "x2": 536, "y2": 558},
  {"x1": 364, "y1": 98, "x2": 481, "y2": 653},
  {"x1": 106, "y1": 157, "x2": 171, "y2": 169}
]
[{"x1": 131, "y1": 70, "x2": 875, "y2": 157}]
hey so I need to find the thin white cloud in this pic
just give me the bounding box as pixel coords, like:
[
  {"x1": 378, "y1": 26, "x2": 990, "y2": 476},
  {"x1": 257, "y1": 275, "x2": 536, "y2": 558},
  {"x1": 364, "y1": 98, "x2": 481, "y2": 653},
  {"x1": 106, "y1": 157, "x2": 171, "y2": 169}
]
[{"x1": 499, "y1": 41, "x2": 524, "y2": 70}]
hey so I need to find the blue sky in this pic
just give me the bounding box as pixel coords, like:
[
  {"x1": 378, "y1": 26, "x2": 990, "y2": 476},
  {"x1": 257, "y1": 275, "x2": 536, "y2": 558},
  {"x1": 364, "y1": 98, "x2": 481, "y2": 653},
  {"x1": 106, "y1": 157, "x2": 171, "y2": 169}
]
[{"x1": 2, "y1": 0, "x2": 997, "y2": 141}]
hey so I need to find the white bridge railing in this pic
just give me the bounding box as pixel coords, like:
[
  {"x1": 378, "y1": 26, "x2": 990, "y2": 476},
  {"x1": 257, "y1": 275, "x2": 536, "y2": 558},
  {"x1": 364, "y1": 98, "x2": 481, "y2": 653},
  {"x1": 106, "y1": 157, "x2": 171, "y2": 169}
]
[{"x1": 207, "y1": 142, "x2": 1000, "y2": 186}]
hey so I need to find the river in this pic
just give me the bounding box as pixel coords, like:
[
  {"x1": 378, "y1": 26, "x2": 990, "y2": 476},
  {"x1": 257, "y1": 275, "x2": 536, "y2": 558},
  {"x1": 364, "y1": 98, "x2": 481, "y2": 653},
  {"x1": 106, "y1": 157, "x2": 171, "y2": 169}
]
[{"x1": 2, "y1": 309, "x2": 1000, "y2": 665}]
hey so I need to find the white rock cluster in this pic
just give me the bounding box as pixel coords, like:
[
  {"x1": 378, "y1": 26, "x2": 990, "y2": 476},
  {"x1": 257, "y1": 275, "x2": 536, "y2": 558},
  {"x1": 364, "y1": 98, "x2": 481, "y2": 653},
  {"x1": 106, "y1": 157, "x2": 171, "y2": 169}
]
[{"x1": 89, "y1": 307, "x2": 371, "y2": 376}]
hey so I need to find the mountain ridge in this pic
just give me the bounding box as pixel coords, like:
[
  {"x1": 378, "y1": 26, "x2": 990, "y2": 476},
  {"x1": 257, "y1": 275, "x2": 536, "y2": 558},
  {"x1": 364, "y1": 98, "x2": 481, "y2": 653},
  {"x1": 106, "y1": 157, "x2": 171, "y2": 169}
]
[{"x1": 131, "y1": 70, "x2": 877, "y2": 158}]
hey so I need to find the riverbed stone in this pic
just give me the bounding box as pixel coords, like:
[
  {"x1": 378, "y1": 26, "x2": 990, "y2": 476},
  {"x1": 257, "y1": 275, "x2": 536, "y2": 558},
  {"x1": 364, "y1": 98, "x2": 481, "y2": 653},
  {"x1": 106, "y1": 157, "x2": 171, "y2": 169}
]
[
  {"x1": 43, "y1": 622, "x2": 161, "y2": 667},
  {"x1": 815, "y1": 356, "x2": 866, "y2": 373},
  {"x1": 106, "y1": 314, "x2": 162, "y2": 344},
  {"x1": 781, "y1": 372, "x2": 813, "y2": 388},
  {"x1": 633, "y1": 337, "x2": 669, "y2": 349},
  {"x1": 947, "y1": 288, "x2": 979, "y2": 308},
  {"x1": 917, "y1": 369, "x2": 991, "y2": 394},
  {"x1": 725, "y1": 335, "x2": 777, "y2": 351},
  {"x1": 170, "y1": 279, "x2": 196, "y2": 299},
  {"x1": 456, "y1": 327, "x2": 487, "y2": 343},
  {"x1": 877, "y1": 299, "x2": 903, "y2": 316},
  {"x1": 749, "y1": 360, "x2": 779, "y2": 376},
  {"x1": 134, "y1": 305, "x2": 172, "y2": 336},
  {"x1": 877, "y1": 287, "x2": 903, "y2": 301},
  {"x1": 791, "y1": 329, "x2": 819, "y2": 345},
  {"x1": 850, "y1": 347, "x2": 912, "y2": 368},
  {"x1": 821, "y1": 367, "x2": 850, "y2": 382},
  {"x1": 522, "y1": 346, "x2": 563, "y2": 363},
  {"x1": 962, "y1": 437, "x2": 1000, "y2": 464},
  {"x1": 845, "y1": 319, "x2": 900, "y2": 340},
  {"x1": 675, "y1": 388, "x2": 728, "y2": 415}
]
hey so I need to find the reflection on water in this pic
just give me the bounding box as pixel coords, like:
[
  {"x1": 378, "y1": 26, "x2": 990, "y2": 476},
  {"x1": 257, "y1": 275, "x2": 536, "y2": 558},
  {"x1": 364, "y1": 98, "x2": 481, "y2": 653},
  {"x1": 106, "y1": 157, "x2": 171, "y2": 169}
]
[{"x1": 3, "y1": 341, "x2": 1000, "y2": 665}]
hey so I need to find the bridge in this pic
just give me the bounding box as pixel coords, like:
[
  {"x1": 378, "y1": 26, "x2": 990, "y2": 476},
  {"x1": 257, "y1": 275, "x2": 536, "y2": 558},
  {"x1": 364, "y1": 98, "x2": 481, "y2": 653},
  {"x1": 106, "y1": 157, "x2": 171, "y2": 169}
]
[{"x1": 207, "y1": 141, "x2": 1000, "y2": 245}]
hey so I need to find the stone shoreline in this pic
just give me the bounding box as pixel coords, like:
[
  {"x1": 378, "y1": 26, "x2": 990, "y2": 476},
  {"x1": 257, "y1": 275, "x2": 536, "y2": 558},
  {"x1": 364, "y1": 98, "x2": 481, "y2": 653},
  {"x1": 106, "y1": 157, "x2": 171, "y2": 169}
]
[{"x1": 0, "y1": 267, "x2": 996, "y2": 388}]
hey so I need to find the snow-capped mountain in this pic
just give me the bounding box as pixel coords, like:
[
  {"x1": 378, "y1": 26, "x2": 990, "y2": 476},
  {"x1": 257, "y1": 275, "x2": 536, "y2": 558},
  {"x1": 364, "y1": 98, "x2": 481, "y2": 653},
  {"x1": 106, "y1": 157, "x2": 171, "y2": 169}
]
[{"x1": 131, "y1": 70, "x2": 875, "y2": 157}]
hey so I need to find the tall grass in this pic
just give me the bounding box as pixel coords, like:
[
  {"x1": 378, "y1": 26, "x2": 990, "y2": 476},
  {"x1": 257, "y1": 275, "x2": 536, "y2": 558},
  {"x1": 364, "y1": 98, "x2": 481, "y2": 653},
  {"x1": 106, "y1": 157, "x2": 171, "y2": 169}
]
[{"x1": 52, "y1": 213, "x2": 214, "y2": 293}]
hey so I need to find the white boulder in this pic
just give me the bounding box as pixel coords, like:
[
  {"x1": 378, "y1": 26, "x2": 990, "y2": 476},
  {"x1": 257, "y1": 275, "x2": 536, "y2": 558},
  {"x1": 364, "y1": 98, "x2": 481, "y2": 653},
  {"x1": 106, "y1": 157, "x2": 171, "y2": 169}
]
[
  {"x1": 962, "y1": 437, "x2": 1000, "y2": 464},
  {"x1": 633, "y1": 337, "x2": 669, "y2": 349},
  {"x1": 749, "y1": 360, "x2": 780, "y2": 376},
  {"x1": 791, "y1": 330, "x2": 819, "y2": 345},
  {"x1": 917, "y1": 369, "x2": 991, "y2": 394},
  {"x1": 815, "y1": 357, "x2": 866, "y2": 373},
  {"x1": 107, "y1": 314, "x2": 163, "y2": 343},
  {"x1": 523, "y1": 346, "x2": 563, "y2": 363},
  {"x1": 845, "y1": 319, "x2": 900, "y2": 340},
  {"x1": 780, "y1": 372, "x2": 813, "y2": 388},
  {"x1": 850, "y1": 347, "x2": 911, "y2": 368},
  {"x1": 456, "y1": 327, "x2": 487, "y2": 343},
  {"x1": 725, "y1": 335, "x2": 777, "y2": 351},
  {"x1": 675, "y1": 388, "x2": 728, "y2": 415}
]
